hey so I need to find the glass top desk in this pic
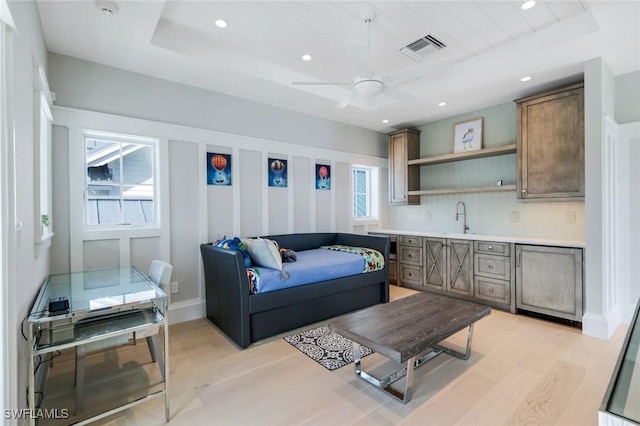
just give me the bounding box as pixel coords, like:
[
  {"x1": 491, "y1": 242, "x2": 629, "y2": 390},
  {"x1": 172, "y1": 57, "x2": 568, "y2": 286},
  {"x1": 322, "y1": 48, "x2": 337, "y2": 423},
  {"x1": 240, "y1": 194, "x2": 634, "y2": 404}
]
[
  {"x1": 27, "y1": 267, "x2": 169, "y2": 425},
  {"x1": 600, "y1": 297, "x2": 640, "y2": 425}
]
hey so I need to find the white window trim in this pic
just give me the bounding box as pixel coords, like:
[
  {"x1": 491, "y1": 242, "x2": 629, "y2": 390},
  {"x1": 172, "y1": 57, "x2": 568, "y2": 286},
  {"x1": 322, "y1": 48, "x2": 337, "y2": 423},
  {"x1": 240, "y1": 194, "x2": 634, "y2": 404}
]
[
  {"x1": 34, "y1": 64, "x2": 54, "y2": 256},
  {"x1": 82, "y1": 130, "x2": 160, "y2": 230},
  {"x1": 352, "y1": 165, "x2": 380, "y2": 222}
]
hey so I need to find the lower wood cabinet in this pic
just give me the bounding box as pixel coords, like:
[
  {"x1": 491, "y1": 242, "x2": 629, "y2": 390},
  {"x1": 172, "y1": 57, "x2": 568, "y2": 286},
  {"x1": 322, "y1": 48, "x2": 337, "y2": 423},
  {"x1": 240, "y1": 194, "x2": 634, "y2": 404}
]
[
  {"x1": 398, "y1": 236, "x2": 424, "y2": 287},
  {"x1": 423, "y1": 238, "x2": 473, "y2": 297},
  {"x1": 515, "y1": 245, "x2": 583, "y2": 321},
  {"x1": 473, "y1": 241, "x2": 515, "y2": 311}
]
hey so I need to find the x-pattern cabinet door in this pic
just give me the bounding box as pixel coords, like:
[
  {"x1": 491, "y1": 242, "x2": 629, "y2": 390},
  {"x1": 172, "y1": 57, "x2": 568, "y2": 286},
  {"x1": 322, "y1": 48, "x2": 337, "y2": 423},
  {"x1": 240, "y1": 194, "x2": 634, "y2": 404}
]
[
  {"x1": 424, "y1": 238, "x2": 446, "y2": 291},
  {"x1": 448, "y1": 239, "x2": 473, "y2": 297}
]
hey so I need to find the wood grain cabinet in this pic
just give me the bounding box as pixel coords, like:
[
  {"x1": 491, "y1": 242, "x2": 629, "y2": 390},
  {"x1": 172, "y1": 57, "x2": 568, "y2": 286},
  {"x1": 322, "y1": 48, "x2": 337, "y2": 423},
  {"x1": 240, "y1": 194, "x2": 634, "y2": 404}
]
[
  {"x1": 474, "y1": 241, "x2": 515, "y2": 311},
  {"x1": 422, "y1": 238, "x2": 473, "y2": 297},
  {"x1": 398, "y1": 236, "x2": 424, "y2": 287},
  {"x1": 388, "y1": 129, "x2": 421, "y2": 205},
  {"x1": 515, "y1": 245, "x2": 583, "y2": 321},
  {"x1": 515, "y1": 82, "x2": 584, "y2": 201}
]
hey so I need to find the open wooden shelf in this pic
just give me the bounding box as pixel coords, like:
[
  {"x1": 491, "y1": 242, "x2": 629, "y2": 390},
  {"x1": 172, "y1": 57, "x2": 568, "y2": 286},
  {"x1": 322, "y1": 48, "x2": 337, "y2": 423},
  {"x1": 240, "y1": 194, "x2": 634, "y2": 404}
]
[
  {"x1": 408, "y1": 144, "x2": 517, "y2": 167},
  {"x1": 408, "y1": 184, "x2": 516, "y2": 196}
]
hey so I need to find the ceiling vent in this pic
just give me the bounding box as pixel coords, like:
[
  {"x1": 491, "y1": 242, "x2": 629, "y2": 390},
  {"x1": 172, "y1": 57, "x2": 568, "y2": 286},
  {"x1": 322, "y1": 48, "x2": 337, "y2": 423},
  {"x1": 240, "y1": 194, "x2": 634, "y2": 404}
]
[{"x1": 400, "y1": 35, "x2": 446, "y2": 61}]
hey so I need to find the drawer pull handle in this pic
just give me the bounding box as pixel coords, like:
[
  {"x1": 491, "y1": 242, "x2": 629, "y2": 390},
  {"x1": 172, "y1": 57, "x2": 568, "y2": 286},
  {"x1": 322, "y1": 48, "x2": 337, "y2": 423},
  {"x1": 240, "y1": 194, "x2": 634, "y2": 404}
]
[
  {"x1": 488, "y1": 246, "x2": 493, "y2": 250},
  {"x1": 488, "y1": 264, "x2": 494, "y2": 269},
  {"x1": 489, "y1": 287, "x2": 494, "y2": 292}
]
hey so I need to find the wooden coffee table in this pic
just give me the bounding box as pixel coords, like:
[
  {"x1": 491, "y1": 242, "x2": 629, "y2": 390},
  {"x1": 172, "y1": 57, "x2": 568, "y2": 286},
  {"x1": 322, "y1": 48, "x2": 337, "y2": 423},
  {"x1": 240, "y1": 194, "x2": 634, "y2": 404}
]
[{"x1": 329, "y1": 291, "x2": 491, "y2": 403}]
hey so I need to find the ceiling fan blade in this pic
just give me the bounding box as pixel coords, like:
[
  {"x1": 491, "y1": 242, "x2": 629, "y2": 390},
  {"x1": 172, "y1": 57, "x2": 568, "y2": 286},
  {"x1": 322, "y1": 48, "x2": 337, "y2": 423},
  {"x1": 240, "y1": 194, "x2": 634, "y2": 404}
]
[
  {"x1": 347, "y1": 44, "x2": 373, "y2": 77},
  {"x1": 292, "y1": 81, "x2": 352, "y2": 86},
  {"x1": 336, "y1": 91, "x2": 356, "y2": 109},
  {"x1": 382, "y1": 59, "x2": 450, "y2": 85},
  {"x1": 382, "y1": 86, "x2": 416, "y2": 103}
]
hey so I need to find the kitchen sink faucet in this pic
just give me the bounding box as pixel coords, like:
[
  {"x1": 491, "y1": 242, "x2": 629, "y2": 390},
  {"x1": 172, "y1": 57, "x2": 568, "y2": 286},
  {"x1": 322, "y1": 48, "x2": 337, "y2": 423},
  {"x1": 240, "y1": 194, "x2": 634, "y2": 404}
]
[{"x1": 455, "y1": 201, "x2": 470, "y2": 234}]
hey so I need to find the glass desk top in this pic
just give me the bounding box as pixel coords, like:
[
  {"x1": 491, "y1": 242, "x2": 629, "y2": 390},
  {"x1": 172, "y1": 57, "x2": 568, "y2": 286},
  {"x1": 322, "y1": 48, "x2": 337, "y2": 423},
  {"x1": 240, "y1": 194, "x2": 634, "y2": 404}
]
[
  {"x1": 602, "y1": 297, "x2": 640, "y2": 424},
  {"x1": 28, "y1": 267, "x2": 166, "y2": 323}
]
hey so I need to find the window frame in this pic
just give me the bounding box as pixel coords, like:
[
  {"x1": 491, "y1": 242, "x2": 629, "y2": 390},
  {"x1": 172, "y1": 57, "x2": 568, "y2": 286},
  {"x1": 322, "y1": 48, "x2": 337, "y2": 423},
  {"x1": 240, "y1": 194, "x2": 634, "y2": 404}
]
[
  {"x1": 82, "y1": 130, "x2": 160, "y2": 229},
  {"x1": 352, "y1": 165, "x2": 379, "y2": 221}
]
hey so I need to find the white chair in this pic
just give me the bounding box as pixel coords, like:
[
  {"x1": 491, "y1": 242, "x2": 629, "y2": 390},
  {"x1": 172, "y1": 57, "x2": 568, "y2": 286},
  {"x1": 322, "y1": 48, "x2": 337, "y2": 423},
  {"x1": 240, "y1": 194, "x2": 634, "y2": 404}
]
[{"x1": 74, "y1": 261, "x2": 172, "y2": 414}]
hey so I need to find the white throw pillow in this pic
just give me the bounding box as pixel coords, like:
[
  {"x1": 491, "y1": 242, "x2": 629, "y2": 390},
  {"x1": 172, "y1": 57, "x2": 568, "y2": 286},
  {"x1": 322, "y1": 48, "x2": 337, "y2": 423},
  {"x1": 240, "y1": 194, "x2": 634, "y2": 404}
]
[{"x1": 242, "y1": 237, "x2": 286, "y2": 278}]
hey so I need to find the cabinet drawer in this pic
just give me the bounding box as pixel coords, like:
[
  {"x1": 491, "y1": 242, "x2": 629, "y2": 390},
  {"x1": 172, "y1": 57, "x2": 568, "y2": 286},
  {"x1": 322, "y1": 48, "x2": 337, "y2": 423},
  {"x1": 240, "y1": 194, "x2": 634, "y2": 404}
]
[
  {"x1": 475, "y1": 277, "x2": 510, "y2": 304},
  {"x1": 389, "y1": 260, "x2": 397, "y2": 282},
  {"x1": 474, "y1": 241, "x2": 509, "y2": 256},
  {"x1": 400, "y1": 245, "x2": 423, "y2": 266},
  {"x1": 399, "y1": 264, "x2": 423, "y2": 286},
  {"x1": 399, "y1": 236, "x2": 422, "y2": 246},
  {"x1": 475, "y1": 254, "x2": 510, "y2": 280}
]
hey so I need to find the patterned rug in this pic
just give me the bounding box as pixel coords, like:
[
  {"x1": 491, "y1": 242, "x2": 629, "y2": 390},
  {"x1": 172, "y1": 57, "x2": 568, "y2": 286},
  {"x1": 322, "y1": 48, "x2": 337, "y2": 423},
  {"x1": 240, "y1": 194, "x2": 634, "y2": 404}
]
[{"x1": 283, "y1": 325, "x2": 373, "y2": 371}]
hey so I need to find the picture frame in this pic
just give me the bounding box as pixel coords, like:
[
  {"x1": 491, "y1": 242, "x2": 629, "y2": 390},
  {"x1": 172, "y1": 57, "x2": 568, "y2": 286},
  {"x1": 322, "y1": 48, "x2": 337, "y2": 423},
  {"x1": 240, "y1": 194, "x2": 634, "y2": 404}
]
[
  {"x1": 315, "y1": 164, "x2": 331, "y2": 190},
  {"x1": 268, "y1": 158, "x2": 287, "y2": 187},
  {"x1": 207, "y1": 153, "x2": 232, "y2": 185},
  {"x1": 453, "y1": 117, "x2": 483, "y2": 153}
]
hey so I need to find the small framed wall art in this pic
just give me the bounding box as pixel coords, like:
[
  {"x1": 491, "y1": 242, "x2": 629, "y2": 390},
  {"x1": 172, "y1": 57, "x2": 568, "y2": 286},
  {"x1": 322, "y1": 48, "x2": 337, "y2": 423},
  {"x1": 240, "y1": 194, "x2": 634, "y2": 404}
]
[
  {"x1": 268, "y1": 158, "x2": 287, "y2": 187},
  {"x1": 453, "y1": 117, "x2": 483, "y2": 153},
  {"x1": 315, "y1": 164, "x2": 331, "y2": 190},
  {"x1": 207, "y1": 153, "x2": 231, "y2": 185}
]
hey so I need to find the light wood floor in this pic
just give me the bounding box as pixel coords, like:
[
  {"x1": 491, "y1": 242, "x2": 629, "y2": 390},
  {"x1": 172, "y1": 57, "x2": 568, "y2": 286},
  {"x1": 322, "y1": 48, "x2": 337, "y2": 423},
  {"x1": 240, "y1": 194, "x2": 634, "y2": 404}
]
[{"x1": 41, "y1": 286, "x2": 628, "y2": 426}]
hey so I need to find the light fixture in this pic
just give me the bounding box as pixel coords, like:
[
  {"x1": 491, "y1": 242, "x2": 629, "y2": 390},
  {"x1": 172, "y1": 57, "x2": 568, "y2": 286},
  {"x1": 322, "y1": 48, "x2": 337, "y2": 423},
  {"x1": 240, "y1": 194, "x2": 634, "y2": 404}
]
[
  {"x1": 215, "y1": 19, "x2": 228, "y2": 28},
  {"x1": 382, "y1": 119, "x2": 389, "y2": 124},
  {"x1": 302, "y1": 54, "x2": 312, "y2": 61},
  {"x1": 521, "y1": 1, "x2": 536, "y2": 10},
  {"x1": 521, "y1": 76, "x2": 532, "y2": 82},
  {"x1": 95, "y1": 0, "x2": 119, "y2": 15},
  {"x1": 353, "y1": 78, "x2": 383, "y2": 98},
  {"x1": 438, "y1": 101, "x2": 447, "y2": 106}
]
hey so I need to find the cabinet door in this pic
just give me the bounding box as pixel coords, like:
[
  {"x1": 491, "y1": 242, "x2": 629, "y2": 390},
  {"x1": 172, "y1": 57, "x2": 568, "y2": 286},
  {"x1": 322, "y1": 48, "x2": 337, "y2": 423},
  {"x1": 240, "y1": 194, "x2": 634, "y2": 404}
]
[
  {"x1": 515, "y1": 245, "x2": 583, "y2": 321},
  {"x1": 424, "y1": 238, "x2": 446, "y2": 291},
  {"x1": 388, "y1": 129, "x2": 420, "y2": 205},
  {"x1": 447, "y1": 239, "x2": 473, "y2": 296},
  {"x1": 517, "y1": 83, "x2": 584, "y2": 200}
]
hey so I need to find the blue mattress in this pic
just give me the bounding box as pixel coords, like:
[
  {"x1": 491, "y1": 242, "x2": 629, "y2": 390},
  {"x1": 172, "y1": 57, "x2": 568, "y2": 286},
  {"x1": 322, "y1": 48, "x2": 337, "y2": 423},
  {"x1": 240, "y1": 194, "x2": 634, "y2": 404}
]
[{"x1": 252, "y1": 248, "x2": 364, "y2": 294}]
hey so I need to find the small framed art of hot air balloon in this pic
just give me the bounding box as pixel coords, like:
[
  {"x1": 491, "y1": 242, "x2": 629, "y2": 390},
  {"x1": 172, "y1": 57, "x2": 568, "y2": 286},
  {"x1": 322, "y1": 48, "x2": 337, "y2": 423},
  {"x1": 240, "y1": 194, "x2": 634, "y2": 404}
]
[
  {"x1": 268, "y1": 158, "x2": 287, "y2": 187},
  {"x1": 207, "y1": 153, "x2": 232, "y2": 185},
  {"x1": 315, "y1": 164, "x2": 331, "y2": 190}
]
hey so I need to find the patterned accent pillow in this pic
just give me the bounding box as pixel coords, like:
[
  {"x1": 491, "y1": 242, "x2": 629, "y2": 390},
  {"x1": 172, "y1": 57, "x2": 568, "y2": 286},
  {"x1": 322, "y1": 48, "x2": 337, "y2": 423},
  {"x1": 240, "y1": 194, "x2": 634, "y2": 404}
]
[
  {"x1": 216, "y1": 237, "x2": 252, "y2": 268},
  {"x1": 246, "y1": 267, "x2": 260, "y2": 295}
]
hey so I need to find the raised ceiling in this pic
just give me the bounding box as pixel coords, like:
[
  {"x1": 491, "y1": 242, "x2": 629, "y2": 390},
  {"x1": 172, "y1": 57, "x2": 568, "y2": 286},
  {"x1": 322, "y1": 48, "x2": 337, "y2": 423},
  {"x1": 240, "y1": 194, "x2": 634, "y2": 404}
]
[{"x1": 37, "y1": 1, "x2": 640, "y2": 132}]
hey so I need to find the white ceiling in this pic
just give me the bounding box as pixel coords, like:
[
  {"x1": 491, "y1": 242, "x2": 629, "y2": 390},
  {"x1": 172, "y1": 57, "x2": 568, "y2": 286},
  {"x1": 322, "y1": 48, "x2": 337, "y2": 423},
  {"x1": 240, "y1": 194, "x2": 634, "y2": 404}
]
[{"x1": 37, "y1": 1, "x2": 640, "y2": 133}]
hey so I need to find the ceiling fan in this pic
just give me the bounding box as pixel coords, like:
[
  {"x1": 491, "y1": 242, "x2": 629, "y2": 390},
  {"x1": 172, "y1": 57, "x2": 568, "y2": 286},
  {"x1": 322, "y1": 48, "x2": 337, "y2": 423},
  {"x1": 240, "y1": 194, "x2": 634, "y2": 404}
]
[{"x1": 292, "y1": 12, "x2": 450, "y2": 109}]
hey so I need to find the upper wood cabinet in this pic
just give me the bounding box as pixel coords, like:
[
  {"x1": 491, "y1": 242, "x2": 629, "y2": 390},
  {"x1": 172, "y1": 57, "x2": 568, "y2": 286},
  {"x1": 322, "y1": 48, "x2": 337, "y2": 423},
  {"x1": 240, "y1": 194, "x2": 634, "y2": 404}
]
[
  {"x1": 515, "y1": 82, "x2": 584, "y2": 201},
  {"x1": 388, "y1": 128, "x2": 420, "y2": 205}
]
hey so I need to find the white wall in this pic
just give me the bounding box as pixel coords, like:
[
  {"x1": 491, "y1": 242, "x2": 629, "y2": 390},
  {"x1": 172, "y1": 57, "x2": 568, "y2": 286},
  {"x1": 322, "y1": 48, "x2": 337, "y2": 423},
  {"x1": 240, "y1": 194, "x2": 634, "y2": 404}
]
[
  {"x1": 388, "y1": 102, "x2": 586, "y2": 240},
  {"x1": 48, "y1": 55, "x2": 389, "y2": 323},
  {"x1": 615, "y1": 70, "x2": 640, "y2": 124},
  {"x1": 5, "y1": 0, "x2": 49, "y2": 415},
  {"x1": 47, "y1": 53, "x2": 387, "y2": 158}
]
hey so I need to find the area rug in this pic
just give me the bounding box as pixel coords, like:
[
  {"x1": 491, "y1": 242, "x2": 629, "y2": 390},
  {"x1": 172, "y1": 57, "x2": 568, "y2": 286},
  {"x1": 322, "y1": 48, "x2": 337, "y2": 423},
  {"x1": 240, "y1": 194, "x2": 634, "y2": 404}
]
[{"x1": 283, "y1": 325, "x2": 373, "y2": 371}]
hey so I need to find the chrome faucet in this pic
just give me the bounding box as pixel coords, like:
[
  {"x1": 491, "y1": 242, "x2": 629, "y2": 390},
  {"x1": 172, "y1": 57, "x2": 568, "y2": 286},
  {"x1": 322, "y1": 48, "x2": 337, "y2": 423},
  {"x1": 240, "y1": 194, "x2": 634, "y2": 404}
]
[{"x1": 455, "y1": 201, "x2": 469, "y2": 234}]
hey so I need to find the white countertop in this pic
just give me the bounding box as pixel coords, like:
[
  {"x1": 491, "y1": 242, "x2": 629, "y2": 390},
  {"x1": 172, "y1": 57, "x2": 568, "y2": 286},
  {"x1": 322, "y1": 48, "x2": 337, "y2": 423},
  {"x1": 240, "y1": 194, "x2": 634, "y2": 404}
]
[{"x1": 371, "y1": 229, "x2": 585, "y2": 248}]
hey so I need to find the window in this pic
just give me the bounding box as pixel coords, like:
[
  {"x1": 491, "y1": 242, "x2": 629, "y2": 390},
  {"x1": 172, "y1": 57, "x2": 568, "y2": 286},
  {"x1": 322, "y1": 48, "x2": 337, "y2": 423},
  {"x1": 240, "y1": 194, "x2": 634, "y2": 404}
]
[
  {"x1": 84, "y1": 132, "x2": 157, "y2": 226},
  {"x1": 352, "y1": 167, "x2": 371, "y2": 218}
]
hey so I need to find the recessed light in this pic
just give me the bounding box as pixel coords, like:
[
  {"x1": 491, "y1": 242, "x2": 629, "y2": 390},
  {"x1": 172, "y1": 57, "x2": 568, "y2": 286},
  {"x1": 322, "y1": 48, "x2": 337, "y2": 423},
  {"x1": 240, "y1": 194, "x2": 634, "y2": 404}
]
[
  {"x1": 215, "y1": 19, "x2": 228, "y2": 28},
  {"x1": 438, "y1": 102, "x2": 447, "y2": 107},
  {"x1": 95, "y1": 0, "x2": 119, "y2": 15},
  {"x1": 521, "y1": 76, "x2": 532, "y2": 82},
  {"x1": 302, "y1": 54, "x2": 312, "y2": 61},
  {"x1": 521, "y1": 1, "x2": 536, "y2": 10},
  {"x1": 382, "y1": 119, "x2": 389, "y2": 124}
]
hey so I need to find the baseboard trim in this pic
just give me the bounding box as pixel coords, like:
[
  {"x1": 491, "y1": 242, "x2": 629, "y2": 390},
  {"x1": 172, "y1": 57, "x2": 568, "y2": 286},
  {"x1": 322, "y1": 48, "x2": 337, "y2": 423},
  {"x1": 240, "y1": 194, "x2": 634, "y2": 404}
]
[
  {"x1": 167, "y1": 298, "x2": 205, "y2": 325},
  {"x1": 582, "y1": 307, "x2": 621, "y2": 340}
]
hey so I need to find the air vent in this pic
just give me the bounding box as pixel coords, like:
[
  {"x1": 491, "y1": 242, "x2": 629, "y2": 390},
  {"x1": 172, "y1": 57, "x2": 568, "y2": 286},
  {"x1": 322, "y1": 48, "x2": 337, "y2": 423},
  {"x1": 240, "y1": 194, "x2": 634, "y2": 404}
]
[{"x1": 400, "y1": 35, "x2": 446, "y2": 61}]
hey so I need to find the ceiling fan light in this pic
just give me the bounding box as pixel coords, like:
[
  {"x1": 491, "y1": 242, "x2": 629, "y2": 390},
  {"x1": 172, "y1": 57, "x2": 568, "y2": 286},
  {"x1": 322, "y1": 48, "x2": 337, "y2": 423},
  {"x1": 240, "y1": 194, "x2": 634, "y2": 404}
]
[
  {"x1": 354, "y1": 79, "x2": 383, "y2": 98},
  {"x1": 521, "y1": 1, "x2": 536, "y2": 10}
]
